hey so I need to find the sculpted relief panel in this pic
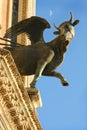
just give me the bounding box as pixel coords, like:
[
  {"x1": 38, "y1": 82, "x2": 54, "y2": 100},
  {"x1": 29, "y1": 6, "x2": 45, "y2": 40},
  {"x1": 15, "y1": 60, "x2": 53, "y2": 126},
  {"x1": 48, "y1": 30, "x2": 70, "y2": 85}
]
[{"x1": 0, "y1": 49, "x2": 42, "y2": 130}]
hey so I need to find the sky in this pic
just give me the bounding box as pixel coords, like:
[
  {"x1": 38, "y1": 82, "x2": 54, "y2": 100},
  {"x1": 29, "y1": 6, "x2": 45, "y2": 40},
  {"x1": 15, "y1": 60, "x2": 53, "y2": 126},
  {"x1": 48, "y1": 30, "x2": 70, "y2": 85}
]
[{"x1": 36, "y1": 0, "x2": 87, "y2": 130}]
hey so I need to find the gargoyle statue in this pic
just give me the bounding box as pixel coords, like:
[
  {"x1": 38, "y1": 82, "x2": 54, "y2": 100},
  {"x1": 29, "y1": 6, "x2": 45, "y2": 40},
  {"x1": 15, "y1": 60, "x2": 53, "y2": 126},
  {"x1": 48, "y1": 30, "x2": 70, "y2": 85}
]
[{"x1": 4, "y1": 12, "x2": 79, "y2": 88}]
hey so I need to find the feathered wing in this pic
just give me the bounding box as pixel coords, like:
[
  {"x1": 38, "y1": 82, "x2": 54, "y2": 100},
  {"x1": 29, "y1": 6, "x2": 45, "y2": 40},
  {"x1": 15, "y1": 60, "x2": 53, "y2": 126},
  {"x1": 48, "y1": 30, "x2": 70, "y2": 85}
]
[{"x1": 4, "y1": 16, "x2": 50, "y2": 44}]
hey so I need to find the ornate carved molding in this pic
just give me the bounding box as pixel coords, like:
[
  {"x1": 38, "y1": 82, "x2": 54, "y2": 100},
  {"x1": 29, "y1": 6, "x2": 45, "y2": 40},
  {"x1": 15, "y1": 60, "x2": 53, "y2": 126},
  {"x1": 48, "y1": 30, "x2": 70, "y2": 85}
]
[{"x1": 0, "y1": 49, "x2": 43, "y2": 130}]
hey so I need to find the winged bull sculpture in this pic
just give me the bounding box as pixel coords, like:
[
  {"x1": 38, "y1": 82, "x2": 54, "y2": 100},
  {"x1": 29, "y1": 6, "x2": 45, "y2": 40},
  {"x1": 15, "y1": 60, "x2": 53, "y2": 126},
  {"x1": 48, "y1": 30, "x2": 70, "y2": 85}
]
[{"x1": 4, "y1": 12, "x2": 79, "y2": 88}]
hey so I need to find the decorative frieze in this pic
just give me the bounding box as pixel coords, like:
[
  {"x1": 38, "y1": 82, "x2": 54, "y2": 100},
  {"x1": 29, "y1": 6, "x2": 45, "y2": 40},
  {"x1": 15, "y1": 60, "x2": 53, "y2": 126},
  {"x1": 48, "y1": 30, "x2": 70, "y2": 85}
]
[{"x1": 0, "y1": 49, "x2": 43, "y2": 130}]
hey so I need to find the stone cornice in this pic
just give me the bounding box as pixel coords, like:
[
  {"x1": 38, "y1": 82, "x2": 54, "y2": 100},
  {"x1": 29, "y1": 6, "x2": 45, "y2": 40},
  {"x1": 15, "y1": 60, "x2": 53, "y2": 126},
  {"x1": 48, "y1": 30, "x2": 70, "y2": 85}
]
[{"x1": 0, "y1": 48, "x2": 43, "y2": 130}]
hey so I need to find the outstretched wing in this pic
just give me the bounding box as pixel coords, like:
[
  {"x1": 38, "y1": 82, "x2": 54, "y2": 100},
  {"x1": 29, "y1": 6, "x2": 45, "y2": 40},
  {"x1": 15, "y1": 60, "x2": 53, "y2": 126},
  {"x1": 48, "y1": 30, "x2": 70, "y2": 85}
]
[{"x1": 4, "y1": 16, "x2": 50, "y2": 44}]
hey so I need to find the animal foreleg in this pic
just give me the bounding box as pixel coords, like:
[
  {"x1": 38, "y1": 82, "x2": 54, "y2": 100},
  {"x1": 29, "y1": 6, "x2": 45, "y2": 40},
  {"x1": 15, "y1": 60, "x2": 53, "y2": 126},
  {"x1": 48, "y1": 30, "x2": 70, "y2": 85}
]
[
  {"x1": 30, "y1": 60, "x2": 47, "y2": 88},
  {"x1": 30, "y1": 50, "x2": 54, "y2": 88},
  {"x1": 43, "y1": 71, "x2": 69, "y2": 86}
]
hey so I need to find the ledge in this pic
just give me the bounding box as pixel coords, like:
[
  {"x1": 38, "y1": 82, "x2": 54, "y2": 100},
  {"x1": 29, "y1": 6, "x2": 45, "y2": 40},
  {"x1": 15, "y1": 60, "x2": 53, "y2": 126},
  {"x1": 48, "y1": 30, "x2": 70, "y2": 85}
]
[
  {"x1": 26, "y1": 88, "x2": 42, "y2": 108},
  {"x1": 0, "y1": 48, "x2": 43, "y2": 130}
]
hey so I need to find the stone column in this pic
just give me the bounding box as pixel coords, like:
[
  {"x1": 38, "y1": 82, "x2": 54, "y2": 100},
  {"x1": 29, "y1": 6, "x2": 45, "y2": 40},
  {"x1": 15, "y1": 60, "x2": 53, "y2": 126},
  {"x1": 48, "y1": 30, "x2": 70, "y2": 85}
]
[
  {"x1": 17, "y1": 0, "x2": 36, "y2": 88},
  {"x1": 0, "y1": 0, "x2": 13, "y2": 44}
]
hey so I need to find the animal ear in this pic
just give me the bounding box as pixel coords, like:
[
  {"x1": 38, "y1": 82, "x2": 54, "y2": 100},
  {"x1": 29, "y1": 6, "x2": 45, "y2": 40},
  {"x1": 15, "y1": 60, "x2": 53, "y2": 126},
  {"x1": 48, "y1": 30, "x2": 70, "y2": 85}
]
[
  {"x1": 53, "y1": 31, "x2": 59, "y2": 35},
  {"x1": 72, "y1": 20, "x2": 80, "y2": 26}
]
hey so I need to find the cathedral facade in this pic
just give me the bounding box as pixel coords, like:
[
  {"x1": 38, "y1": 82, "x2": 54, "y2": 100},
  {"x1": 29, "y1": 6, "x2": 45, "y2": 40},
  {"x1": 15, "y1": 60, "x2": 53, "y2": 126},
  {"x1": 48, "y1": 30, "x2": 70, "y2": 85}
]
[{"x1": 0, "y1": 0, "x2": 43, "y2": 130}]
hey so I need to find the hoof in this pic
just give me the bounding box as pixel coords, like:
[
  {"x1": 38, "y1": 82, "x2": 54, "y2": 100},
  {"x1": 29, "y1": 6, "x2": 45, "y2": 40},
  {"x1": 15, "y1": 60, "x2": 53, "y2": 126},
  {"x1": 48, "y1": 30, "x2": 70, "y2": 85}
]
[
  {"x1": 62, "y1": 81, "x2": 69, "y2": 86},
  {"x1": 30, "y1": 82, "x2": 36, "y2": 88},
  {"x1": 30, "y1": 86, "x2": 36, "y2": 89}
]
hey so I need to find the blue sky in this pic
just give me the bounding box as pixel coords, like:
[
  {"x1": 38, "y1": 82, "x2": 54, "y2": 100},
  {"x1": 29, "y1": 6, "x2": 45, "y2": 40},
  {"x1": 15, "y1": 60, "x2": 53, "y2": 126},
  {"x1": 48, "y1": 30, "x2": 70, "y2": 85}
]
[{"x1": 36, "y1": 0, "x2": 87, "y2": 130}]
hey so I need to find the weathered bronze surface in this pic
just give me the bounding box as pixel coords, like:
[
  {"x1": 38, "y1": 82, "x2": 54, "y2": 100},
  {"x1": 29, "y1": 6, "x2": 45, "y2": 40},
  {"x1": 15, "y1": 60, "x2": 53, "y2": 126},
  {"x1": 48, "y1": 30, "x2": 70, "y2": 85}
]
[{"x1": 4, "y1": 12, "x2": 79, "y2": 88}]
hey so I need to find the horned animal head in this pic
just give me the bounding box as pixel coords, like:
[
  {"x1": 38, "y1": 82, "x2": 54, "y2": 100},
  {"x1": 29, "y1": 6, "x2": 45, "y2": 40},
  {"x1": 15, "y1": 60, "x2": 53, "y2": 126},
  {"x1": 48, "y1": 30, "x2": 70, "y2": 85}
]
[{"x1": 54, "y1": 12, "x2": 79, "y2": 41}]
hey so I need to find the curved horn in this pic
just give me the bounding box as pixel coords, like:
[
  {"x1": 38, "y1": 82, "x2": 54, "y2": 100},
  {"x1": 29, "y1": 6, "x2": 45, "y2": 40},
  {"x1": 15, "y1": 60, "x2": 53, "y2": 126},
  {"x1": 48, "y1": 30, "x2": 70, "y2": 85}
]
[
  {"x1": 69, "y1": 12, "x2": 74, "y2": 23},
  {"x1": 54, "y1": 24, "x2": 59, "y2": 30}
]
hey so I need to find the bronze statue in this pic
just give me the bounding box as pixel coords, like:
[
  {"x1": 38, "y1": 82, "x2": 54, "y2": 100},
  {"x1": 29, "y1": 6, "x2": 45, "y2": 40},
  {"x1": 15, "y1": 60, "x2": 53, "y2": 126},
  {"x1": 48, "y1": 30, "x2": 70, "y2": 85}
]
[{"x1": 4, "y1": 12, "x2": 79, "y2": 88}]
